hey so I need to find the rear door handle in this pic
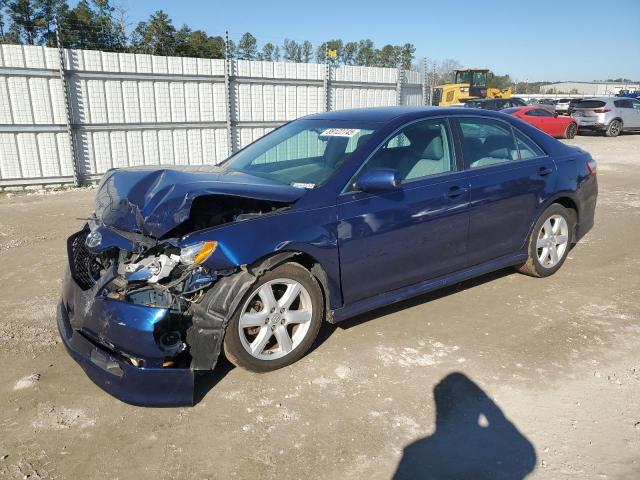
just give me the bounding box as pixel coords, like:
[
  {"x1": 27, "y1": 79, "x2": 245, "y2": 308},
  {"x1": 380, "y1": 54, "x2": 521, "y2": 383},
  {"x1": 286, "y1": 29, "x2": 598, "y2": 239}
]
[
  {"x1": 538, "y1": 166, "x2": 553, "y2": 176},
  {"x1": 445, "y1": 186, "x2": 468, "y2": 199}
]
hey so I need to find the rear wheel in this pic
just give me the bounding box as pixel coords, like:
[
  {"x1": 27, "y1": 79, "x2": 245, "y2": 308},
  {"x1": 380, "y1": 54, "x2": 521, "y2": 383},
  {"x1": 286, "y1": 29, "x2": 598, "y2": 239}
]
[
  {"x1": 223, "y1": 262, "x2": 323, "y2": 372},
  {"x1": 564, "y1": 122, "x2": 577, "y2": 139},
  {"x1": 517, "y1": 204, "x2": 575, "y2": 278},
  {"x1": 605, "y1": 119, "x2": 622, "y2": 137}
]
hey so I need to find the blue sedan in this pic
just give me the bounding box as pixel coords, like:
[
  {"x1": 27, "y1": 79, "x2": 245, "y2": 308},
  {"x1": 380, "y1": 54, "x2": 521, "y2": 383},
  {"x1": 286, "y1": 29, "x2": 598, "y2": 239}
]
[{"x1": 58, "y1": 107, "x2": 598, "y2": 406}]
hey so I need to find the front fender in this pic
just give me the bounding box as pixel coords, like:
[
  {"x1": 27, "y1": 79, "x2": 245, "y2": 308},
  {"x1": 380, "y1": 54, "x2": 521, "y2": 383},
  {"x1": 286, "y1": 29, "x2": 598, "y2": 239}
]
[{"x1": 181, "y1": 206, "x2": 341, "y2": 308}]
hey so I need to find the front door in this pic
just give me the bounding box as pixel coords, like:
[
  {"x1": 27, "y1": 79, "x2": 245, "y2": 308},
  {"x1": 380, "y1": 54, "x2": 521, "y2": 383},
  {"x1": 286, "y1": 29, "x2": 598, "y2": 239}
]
[{"x1": 337, "y1": 118, "x2": 470, "y2": 305}]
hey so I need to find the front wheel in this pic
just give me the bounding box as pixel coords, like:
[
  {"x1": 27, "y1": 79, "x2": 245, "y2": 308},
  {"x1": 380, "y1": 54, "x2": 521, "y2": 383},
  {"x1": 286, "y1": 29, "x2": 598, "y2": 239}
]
[
  {"x1": 517, "y1": 204, "x2": 575, "y2": 278},
  {"x1": 564, "y1": 122, "x2": 577, "y2": 139},
  {"x1": 223, "y1": 262, "x2": 323, "y2": 372},
  {"x1": 605, "y1": 119, "x2": 622, "y2": 137}
]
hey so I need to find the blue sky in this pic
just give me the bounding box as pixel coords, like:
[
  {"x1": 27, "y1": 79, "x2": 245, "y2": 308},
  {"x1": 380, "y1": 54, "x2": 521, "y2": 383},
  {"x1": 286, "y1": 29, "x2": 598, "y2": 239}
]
[{"x1": 77, "y1": 0, "x2": 640, "y2": 82}]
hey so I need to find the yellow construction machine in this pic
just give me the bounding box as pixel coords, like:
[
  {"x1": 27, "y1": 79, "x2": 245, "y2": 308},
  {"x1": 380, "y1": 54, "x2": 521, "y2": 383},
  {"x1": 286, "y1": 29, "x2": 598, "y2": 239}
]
[{"x1": 432, "y1": 68, "x2": 512, "y2": 106}]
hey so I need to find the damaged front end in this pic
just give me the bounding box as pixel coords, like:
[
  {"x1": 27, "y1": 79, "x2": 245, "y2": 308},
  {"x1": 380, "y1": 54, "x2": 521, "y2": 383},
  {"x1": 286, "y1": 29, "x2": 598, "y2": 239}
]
[
  {"x1": 57, "y1": 167, "x2": 308, "y2": 406},
  {"x1": 58, "y1": 217, "x2": 287, "y2": 407},
  {"x1": 58, "y1": 223, "x2": 219, "y2": 406}
]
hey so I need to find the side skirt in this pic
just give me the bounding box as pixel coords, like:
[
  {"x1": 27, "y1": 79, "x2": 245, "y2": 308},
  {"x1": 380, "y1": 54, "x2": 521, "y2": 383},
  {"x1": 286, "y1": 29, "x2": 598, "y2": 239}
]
[{"x1": 330, "y1": 253, "x2": 528, "y2": 323}]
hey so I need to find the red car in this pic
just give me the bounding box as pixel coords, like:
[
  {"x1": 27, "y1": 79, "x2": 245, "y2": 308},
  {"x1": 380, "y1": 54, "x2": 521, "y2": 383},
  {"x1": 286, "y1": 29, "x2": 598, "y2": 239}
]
[{"x1": 502, "y1": 106, "x2": 578, "y2": 139}]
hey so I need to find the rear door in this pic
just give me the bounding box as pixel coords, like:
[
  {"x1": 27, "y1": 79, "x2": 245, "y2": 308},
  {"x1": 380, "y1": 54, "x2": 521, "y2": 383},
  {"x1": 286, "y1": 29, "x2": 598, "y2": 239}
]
[
  {"x1": 337, "y1": 118, "x2": 470, "y2": 304},
  {"x1": 455, "y1": 117, "x2": 557, "y2": 266}
]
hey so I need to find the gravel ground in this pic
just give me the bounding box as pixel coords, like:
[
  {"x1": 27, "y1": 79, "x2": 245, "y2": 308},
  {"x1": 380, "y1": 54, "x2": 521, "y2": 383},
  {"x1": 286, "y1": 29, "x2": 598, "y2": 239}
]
[{"x1": 0, "y1": 134, "x2": 638, "y2": 480}]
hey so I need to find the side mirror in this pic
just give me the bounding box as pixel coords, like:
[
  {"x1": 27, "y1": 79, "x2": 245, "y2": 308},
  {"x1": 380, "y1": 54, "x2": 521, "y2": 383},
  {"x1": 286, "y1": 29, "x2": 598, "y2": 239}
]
[
  {"x1": 554, "y1": 112, "x2": 558, "y2": 118},
  {"x1": 354, "y1": 168, "x2": 399, "y2": 193}
]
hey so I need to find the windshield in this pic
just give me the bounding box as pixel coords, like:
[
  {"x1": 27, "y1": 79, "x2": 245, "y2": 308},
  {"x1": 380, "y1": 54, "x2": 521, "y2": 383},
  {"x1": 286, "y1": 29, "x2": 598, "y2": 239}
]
[
  {"x1": 222, "y1": 120, "x2": 378, "y2": 187},
  {"x1": 472, "y1": 71, "x2": 487, "y2": 88}
]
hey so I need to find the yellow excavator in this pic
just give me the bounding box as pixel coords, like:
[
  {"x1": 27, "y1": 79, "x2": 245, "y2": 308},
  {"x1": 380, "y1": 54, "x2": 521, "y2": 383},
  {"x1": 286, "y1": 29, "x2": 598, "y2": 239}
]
[{"x1": 432, "y1": 68, "x2": 512, "y2": 106}]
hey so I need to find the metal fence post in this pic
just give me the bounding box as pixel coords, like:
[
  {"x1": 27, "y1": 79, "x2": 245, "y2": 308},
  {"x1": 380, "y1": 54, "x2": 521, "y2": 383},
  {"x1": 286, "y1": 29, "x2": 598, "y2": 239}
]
[
  {"x1": 396, "y1": 66, "x2": 404, "y2": 106},
  {"x1": 224, "y1": 31, "x2": 236, "y2": 156},
  {"x1": 422, "y1": 57, "x2": 429, "y2": 106},
  {"x1": 55, "y1": 19, "x2": 81, "y2": 186},
  {"x1": 323, "y1": 45, "x2": 332, "y2": 112},
  {"x1": 430, "y1": 63, "x2": 436, "y2": 106}
]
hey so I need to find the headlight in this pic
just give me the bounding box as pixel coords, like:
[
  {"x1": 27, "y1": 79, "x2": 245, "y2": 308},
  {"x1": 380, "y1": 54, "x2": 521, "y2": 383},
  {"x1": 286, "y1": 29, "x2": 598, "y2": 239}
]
[{"x1": 179, "y1": 241, "x2": 218, "y2": 265}]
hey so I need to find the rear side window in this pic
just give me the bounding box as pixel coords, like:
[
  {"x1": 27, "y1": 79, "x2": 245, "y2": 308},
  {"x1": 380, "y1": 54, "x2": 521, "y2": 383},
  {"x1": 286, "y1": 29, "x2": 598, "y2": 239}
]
[
  {"x1": 532, "y1": 108, "x2": 553, "y2": 117},
  {"x1": 576, "y1": 100, "x2": 606, "y2": 109},
  {"x1": 458, "y1": 118, "x2": 518, "y2": 169},
  {"x1": 514, "y1": 129, "x2": 546, "y2": 159},
  {"x1": 614, "y1": 99, "x2": 633, "y2": 108}
]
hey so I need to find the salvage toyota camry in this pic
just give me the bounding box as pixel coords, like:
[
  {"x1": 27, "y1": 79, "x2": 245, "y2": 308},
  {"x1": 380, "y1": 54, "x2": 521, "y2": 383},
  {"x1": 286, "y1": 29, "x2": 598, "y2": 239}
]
[{"x1": 58, "y1": 107, "x2": 597, "y2": 406}]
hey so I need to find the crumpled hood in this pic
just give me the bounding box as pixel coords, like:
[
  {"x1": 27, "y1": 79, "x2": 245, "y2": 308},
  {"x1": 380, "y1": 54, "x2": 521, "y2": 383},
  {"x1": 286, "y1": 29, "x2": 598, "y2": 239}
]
[{"x1": 94, "y1": 166, "x2": 305, "y2": 238}]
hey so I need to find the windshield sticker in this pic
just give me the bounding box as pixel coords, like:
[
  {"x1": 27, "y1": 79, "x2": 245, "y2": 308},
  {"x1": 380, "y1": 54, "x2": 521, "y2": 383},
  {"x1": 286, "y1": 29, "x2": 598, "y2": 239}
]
[
  {"x1": 290, "y1": 182, "x2": 316, "y2": 189},
  {"x1": 319, "y1": 128, "x2": 360, "y2": 138}
]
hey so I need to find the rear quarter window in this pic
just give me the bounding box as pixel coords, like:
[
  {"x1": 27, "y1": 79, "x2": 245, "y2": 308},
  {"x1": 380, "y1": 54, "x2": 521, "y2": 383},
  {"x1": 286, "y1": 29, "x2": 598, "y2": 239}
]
[
  {"x1": 514, "y1": 129, "x2": 546, "y2": 159},
  {"x1": 576, "y1": 100, "x2": 606, "y2": 109}
]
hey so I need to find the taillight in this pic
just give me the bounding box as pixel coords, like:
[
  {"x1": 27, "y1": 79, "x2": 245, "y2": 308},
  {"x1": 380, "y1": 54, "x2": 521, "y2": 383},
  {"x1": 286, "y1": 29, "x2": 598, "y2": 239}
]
[
  {"x1": 586, "y1": 158, "x2": 597, "y2": 176},
  {"x1": 593, "y1": 108, "x2": 610, "y2": 113}
]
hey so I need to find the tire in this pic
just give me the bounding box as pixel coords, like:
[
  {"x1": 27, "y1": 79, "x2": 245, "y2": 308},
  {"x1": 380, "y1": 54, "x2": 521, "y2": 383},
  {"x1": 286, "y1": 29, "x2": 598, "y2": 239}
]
[
  {"x1": 517, "y1": 204, "x2": 575, "y2": 278},
  {"x1": 223, "y1": 262, "x2": 323, "y2": 372},
  {"x1": 605, "y1": 119, "x2": 622, "y2": 137},
  {"x1": 564, "y1": 122, "x2": 577, "y2": 139}
]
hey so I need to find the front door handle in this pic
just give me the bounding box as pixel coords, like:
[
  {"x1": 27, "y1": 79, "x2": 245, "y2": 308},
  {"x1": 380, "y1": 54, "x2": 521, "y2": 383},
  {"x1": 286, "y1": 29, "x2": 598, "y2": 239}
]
[
  {"x1": 538, "y1": 166, "x2": 553, "y2": 176},
  {"x1": 445, "y1": 186, "x2": 468, "y2": 199}
]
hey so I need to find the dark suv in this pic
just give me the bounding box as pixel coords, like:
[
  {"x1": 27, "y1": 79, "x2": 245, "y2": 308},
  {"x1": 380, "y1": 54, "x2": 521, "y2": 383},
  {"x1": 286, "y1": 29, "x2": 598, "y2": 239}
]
[{"x1": 464, "y1": 97, "x2": 528, "y2": 110}]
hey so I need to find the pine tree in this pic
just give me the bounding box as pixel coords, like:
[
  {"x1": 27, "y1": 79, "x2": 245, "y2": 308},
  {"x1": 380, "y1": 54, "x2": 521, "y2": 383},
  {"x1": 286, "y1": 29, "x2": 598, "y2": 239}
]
[
  {"x1": 6, "y1": 0, "x2": 42, "y2": 44},
  {"x1": 131, "y1": 9, "x2": 176, "y2": 56},
  {"x1": 237, "y1": 31, "x2": 257, "y2": 60}
]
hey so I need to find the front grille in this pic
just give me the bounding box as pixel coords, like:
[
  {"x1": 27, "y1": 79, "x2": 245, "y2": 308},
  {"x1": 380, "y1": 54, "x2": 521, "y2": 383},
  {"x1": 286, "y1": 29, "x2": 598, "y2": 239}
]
[{"x1": 69, "y1": 230, "x2": 104, "y2": 290}]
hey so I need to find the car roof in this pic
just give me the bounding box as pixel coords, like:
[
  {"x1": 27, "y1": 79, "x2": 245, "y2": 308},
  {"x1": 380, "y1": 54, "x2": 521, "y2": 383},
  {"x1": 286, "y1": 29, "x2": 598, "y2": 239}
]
[{"x1": 303, "y1": 106, "x2": 514, "y2": 123}]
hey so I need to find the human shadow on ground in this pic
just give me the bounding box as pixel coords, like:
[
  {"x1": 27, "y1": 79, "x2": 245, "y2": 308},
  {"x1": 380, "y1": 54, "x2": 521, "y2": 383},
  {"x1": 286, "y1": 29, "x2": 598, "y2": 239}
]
[{"x1": 393, "y1": 372, "x2": 537, "y2": 480}]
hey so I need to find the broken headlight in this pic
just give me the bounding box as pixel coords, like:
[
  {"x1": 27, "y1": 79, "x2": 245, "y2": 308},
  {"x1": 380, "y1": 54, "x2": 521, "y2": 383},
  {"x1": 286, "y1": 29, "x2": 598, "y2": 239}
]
[{"x1": 179, "y1": 241, "x2": 217, "y2": 265}]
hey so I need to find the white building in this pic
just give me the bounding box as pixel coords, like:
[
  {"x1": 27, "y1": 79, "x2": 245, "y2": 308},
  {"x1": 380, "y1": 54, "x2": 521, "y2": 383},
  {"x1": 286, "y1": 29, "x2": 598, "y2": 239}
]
[{"x1": 541, "y1": 81, "x2": 639, "y2": 96}]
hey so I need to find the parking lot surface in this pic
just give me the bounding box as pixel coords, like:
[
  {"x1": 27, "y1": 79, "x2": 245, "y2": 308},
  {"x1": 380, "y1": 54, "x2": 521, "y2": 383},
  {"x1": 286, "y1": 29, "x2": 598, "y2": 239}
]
[{"x1": 0, "y1": 134, "x2": 638, "y2": 479}]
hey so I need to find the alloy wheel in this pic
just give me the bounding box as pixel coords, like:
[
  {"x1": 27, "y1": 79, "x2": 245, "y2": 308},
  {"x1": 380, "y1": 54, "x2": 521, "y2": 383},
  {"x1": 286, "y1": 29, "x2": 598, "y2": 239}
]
[
  {"x1": 238, "y1": 278, "x2": 313, "y2": 361},
  {"x1": 536, "y1": 214, "x2": 569, "y2": 268}
]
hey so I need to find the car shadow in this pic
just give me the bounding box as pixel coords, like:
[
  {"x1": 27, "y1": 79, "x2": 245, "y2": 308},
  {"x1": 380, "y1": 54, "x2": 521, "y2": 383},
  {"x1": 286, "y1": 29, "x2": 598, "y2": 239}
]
[{"x1": 393, "y1": 372, "x2": 537, "y2": 480}]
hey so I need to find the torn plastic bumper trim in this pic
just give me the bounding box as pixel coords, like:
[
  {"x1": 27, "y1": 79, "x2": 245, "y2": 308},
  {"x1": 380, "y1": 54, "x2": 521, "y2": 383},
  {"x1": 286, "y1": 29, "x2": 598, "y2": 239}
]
[{"x1": 57, "y1": 300, "x2": 194, "y2": 407}]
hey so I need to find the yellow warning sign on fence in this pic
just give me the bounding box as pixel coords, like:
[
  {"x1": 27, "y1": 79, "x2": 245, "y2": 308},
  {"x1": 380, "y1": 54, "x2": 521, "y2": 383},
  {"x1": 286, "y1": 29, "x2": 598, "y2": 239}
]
[{"x1": 327, "y1": 49, "x2": 337, "y2": 59}]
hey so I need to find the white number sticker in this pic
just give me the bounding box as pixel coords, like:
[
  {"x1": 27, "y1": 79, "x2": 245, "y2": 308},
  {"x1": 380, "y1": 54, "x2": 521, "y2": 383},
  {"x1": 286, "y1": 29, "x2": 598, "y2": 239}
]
[{"x1": 320, "y1": 128, "x2": 360, "y2": 138}]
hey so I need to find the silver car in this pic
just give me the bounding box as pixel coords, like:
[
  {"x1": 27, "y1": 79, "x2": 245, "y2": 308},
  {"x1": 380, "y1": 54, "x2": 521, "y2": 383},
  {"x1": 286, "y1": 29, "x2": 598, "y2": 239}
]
[
  {"x1": 555, "y1": 98, "x2": 576, "y2": 115},
  {"x1": 571, "y1": 97, "x2": 640, "y2": 137}
]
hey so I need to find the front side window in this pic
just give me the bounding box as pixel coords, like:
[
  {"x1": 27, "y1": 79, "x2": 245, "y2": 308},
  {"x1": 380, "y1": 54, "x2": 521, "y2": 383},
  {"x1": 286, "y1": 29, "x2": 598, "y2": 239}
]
[
  {"x1": 459, "y1": 118, "x2": 519, "y2": 169},
  {"x1": 632, "y1": 100, "x2": 640, "y2": 110},
  {"x1": 224, "y1": 120, "x2": 377, "y2": 187},
  {"x1": 455, "y1": 71, "x2": 471, "y2": 84},
  {"x1": 358, "y1": 119, "x2": 454, "y2": 183}
]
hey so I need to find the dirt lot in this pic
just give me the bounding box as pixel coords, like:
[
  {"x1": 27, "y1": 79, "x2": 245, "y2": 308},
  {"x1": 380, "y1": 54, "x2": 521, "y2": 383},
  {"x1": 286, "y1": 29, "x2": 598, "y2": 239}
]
[{"x1": 0, "y1": 134, "x2": 639, "y2": 480}]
